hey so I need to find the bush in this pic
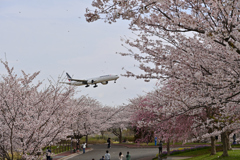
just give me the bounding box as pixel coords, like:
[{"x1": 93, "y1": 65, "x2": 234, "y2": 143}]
[
  {"x1": 87, "y1": 139, "x2": 107, "y2": 144},
  {"x1": 123, "y1": 136, "x2": 135, "y2": 142}
]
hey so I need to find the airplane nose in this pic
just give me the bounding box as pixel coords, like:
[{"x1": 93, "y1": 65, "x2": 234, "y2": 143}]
[{"x1": 116, "y1": 75, "x2": 119, "y2": 79}]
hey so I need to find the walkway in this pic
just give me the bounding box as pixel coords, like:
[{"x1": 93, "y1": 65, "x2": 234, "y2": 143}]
[
  {"x1": 68, "y1": 144, "x2": 157, "y2": 160},
  {"x1": 50, "y1": 144, "x2": 194, "y2": 160}
]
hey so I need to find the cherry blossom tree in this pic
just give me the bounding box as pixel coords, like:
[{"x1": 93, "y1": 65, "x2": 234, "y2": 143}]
[
  {"x1": 107, "y1": 105, "x2": 132, "y2": 143},
  {"x1": 72, "y1": 96, "x2": 106, "y2": 145},
  {"x1": 72, "y1": 96, "x2": 129, "y2": 145},
  {"x1": 128, "y1": 91, "x2": 195, "y2": 155},
  {"x1": 86, "y1": 0, "x2": 240, "y2": 157},
  {"x1": 157, "y1": 76, "x2": 240, "y2": 156},
  {"x1": 0, "y1": 61, "x2": 79, "y2": 160}
]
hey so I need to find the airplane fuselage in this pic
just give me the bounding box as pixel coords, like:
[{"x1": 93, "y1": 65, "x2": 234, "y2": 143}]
[{"x1": 87, "y1": 75, "x2": 118, "y2": 84}]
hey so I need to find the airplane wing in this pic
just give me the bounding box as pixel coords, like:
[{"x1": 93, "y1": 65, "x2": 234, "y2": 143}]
[
  {"x1": 69, "y1": 78, "x2": 87, "y2": 83},
  {"x1": 60, "y1": 82, "x2": 72, "y2": 85}
]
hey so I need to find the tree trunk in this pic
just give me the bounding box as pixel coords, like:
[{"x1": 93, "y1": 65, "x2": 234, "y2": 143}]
[
  {"x1": 167, "y1": 139, "x2": 170, "y2": 156},
  {"x1": 101, "y1": 131, "x2": 104, "y2": 138},
  {"x1": 227, "y1": 132, "x2": 232, "y2": 150},
  {"x1": 210, "y1": 136, "x2": 216, "y2": 155},
  {"x1": 119, "y1": 128, "x2": 122, "y2": 143},
  {"x1": 10, "y1": 128, "x2": 14, "y2": 160},
  {"x1": 221, "y1": 132, "x2": 229, "y2": 157}
]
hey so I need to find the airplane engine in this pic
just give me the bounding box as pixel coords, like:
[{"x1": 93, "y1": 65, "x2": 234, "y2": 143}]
[
  {"x1": 101, "y1": 81, "x2": 108, "y2": 85},
  {"x1": 87, "y1": 80, "x2": 95, "y2": 84}
]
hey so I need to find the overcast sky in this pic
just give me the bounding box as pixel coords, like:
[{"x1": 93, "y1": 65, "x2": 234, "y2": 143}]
[{"x1": 0, "y1": 0, "x2": 157, "y2": 107}]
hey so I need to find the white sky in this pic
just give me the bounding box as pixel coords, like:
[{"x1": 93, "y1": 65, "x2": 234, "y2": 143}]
[{"x1": 0, "y1": 0, "x2": 157, "y2": 107}]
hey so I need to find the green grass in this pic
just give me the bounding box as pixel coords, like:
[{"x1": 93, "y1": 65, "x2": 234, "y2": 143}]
[
  {"x1": 167, "y1": 142, "x2": 209, "y2": 146},
  {"x1": 232, "y1": 144, "x2": 240, "y2": 148},
  {"x1": 171, "y1": 148, "x2": 213, "y2": 157},
  {"x1": 118, "y1": 142, "x2": 211, "y2": 147},
  {"x1": 152, "y1": 145, "x2": 224, "y2": 160},
  {"x1": 4, "y1": 152, "x2": 22, "y2": 160},
  {"x1": 152, "y1": 147, "x2": 209, "y2": 160},
  {"x1": 183, "y1": 150, "x2": 240, "y2": 160}
]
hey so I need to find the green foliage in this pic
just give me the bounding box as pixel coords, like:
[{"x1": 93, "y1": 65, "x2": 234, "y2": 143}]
[
  {"x1": 79, "y1": 136, "x2": 110, "y2": 144},
  {"x1": 87, "y1": 138, "x2": 107, "y2": 144},
  {"x1": 42, "y1": 141, "x2": 72, "y2": 154},
  {"x1": 123, "y1": 136, "x2": 135, "y2": 142},
  {"x1": 5, "y1": 152, "x2": 22, "y2": 160},
  {"x1": 51, "y1": 146, "x2": 71, "y2": 154}
]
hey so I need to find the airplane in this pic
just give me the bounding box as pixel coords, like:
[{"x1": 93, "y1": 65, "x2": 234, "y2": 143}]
[{"x1": 61, "y1": 72, "x2": 119, "y2": 88}]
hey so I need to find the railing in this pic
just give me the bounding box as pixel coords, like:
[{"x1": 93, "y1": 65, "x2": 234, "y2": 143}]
[{"x1": 51, "y1": 141, "x2": 75, "y2": 154}]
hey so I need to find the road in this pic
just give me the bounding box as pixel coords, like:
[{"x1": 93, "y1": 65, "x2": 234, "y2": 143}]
[{"x1": 69, "y1": 144, "x2": 158, "y2": 160}]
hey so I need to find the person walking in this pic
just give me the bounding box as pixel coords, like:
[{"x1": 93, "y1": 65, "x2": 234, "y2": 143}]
[
  {"x1": 119, "y1": 152, "x2": 124, "y2": 160},
  {"x1": 158, "y1": 140, "x2": 163, "y2": 156},
  {"x1": 126, "y1": 151, "x2": 131, "y2": 160},
  {"x1": 104, "y1": 150, "x2": 111, "y2": 160},
  {"x1": 107, "y1": 138, "x2": 111, "y2": 148},
  {"x1": 99, "y1": 156, "x2": 104, "y2": 160},
  {"x1": 76, "y1": 141, "x2": 80, "y2": 152},
  {"x1": 82, "y1": 142, "x2": 87, "y2": 154},
  {"x1": 46, "y1": 147, "x2": 51, "y2": 160},
  {"x1": 233, "y1": 134, "x2": 237, "y2": 144}
]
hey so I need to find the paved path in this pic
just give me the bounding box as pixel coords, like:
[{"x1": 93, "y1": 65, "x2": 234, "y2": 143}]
[
  {"x1": 54, "y1": 144, "x2": 195, "y2": 160},
  {"x1": 68, "y1": 144, "x2": 157, "y2": 160},
  {"x1": 52, "y1": 144, "x2": 240, "y2": 160}
]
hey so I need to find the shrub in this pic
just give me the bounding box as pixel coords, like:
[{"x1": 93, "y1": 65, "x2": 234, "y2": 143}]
[{"x1": 123, "y1": 136, "x2": 135, "y2": 142}]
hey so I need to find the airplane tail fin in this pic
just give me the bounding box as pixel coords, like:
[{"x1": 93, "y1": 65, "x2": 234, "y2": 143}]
[{"x1": 66, "y1": 72, "x2": 72, "y2": 81}]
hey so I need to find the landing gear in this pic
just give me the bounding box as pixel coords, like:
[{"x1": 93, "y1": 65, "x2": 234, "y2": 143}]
[
  {"x1": 85, "y1": 84, "x2": 89, "y2": 87},
  {"x1": 93, "y1": 84, "x2": 98, "y2": 88},
  {"x1": 114, "y1": 80, "x2": 117, "y2": 83}
]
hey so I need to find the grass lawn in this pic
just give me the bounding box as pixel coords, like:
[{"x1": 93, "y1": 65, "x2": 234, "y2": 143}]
[
  {"x1": 182, "y1": 150, "x2": 240, "y2": 160},
  {"x1": 232, "y1": 144, "x2": 240, "y2": 148},
  {"x1": 170, "y1": 147, "x2": 215, "y2": 157},
  {"x1": 152, "y1": 145, "x2": 240, "y2": 160},
  {"x1": 152, "y1": 146, "x2": 215, "y2": 160},
  {"x1": 118, "y1": 142, "x2": 210, "y2": 146}
]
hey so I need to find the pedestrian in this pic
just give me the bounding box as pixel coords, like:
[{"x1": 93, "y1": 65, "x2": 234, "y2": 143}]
[
  {"x1": 107, "y1": 138, "x2": 111, "y2": 148},
  {"x1": 82, "y1": 142, "x2": 87, "y2": 154},
  {"x1": 46, "y1": 147, "x2": 51, "y2": 160},
  {"x1": 99, "y1": 156, "x2": 104, "y2": 160},
  {"x1": 126, "y1": 151, "x2": 131, "y2": 160},
  {"x1": 119, "y1": 152, "x2": 124, "y2": 160},
  {"x1": 233, "y1": 134, "x2": 237, "y2": 144},
  {"x1": 158, "y1": 140, "x2": 163, "y2": 156},
  {"x1": 77, "y1": 141, "x2": 80, "y2": 152},
  {"x1": 104, "y1": 150, "x2": 111, "y2": 160}
]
